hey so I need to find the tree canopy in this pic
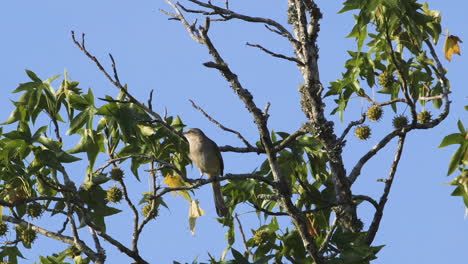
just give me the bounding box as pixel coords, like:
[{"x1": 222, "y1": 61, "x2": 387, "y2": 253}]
[{"x1": 0, "y1": 0, "x2": 465, "y2": 263}]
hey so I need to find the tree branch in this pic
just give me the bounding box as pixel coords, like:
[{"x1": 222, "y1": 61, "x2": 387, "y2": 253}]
[
  {"x1": 246, "y1": 42, "x2": 304, "y2": 65},
  {"x1": 71, "y1": 31, "x2": 185, "y2": 142},
  {"x1": 366, "y1": 135, "x2": 406, "y2": 245},
  {"x1": 154, "y1": 173, "x2": 276, "y2": 199},
  {"x1": 3, "y1": 215, "x2": 101, "y2": 263},
  {"x1": 339, "y1": 113, "x2": 366, "y2": 142},
  {"x1": 189, "y1": 99, "x2": 255, "y2": 149}
]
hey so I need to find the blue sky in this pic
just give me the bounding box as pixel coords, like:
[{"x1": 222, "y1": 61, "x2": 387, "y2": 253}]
[{"x1": 0, "y1": 0, "x2": 466, "y2": 263}]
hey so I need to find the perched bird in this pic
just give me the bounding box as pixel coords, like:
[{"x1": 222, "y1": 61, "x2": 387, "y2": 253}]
[{"x1": 183, "y1": 128, "x2": 228, "y2": 217}]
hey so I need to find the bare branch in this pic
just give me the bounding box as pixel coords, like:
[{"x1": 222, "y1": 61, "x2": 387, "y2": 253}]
[
  {"x1": 246, "y1": 42, "x2": 304, "y2": 65},
  {"x1": 86, "y1": 220, "x2": 149, "y2": 264},
  {"x1": 3, "y1": 215, "x2": 101, "y2": 263},
  {"x1": 162, "y1": 1, "x2": 204, "y2": 43},
  {"x1": 353, "y1": 195, "x2": 379, "y2": 211},
  {"x1": 0, "y1": 196, "x2": 66, "y2": 208},
  {"x1": 419, "y1": 95, "x2": 443, "y2": 101},
  {"x1": 366, "y1": 135, "x2": 406, "y2": 245},
  {"x1": 57, "y1": 217, "x2": 69, "y2": 234},
  {"x1": 154, "y1": 173, "x2": 276, "y2": 199},
  {"x1": 235, "y1": 214, "x2": 252, "y2": 258},
  {"x1": 348, "y1": 129, "x2": 401, "y2": 184},
  {"x1": 117, "y1": 177, "x2": 140, "y2": 252},
  {"x1": 148, "y1": 89, "x2": 154, "y2": 111},
  {"x1": 134, "y1": 161, "x2": 158, "y2": 251},
  {"x1": 218, "y1": 144, "x2": 264, "y2": 153},
  {"x1": 89, "y1": 227, "x2": 105, "y2": 261},
  {"x1": 71, "y1": 31, "x2": 185, "y2": 142},
  {"x1": 189, "y1": 99, "x2": 255, "y2": 149},
  {"x1": 184, "y1": 0, "x2": 298, "y2": 47}
]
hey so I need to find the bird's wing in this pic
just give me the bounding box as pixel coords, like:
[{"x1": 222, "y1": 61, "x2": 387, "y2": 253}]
[{"x1": 213, "y1": 141, "x2": 224, "y2": 176}]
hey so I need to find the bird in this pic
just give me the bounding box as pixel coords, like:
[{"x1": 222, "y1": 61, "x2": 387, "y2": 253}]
[{"x1": 183, "y1": 128, "x2": 228, "y2": 217}]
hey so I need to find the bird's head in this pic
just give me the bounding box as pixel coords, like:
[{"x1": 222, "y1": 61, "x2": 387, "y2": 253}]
[{"x1": 183, "y1": 128, "x2": 205, "y2": 141}]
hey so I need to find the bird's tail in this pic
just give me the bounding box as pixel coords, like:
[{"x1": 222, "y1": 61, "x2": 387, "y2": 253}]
[{"x1": 211, "y1": 179, "x2": 228, "y2": 217}]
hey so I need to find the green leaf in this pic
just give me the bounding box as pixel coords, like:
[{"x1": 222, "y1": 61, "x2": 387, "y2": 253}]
[
  {"x1": 67, "y1": 110, "x2": 91, "y2": 135},
  {"x1": 26, "y1": 69, "x2": 41, "y2": 82},
  {"x1": 457, "y1": 120, "x2": 465, "y2": 134},
  {"x1": 231, "y1": 248, "x2": 250, "y2": 264},
  {"x1": 447, "y1": 146, "x2": 465, "y2": 176},
  {"x1": 13, "y1": 82, "x2": 38, "y2": 93},
  {"x1": 2, "y1": 106, "x2": 26, "y2": 125},
  {"x1": 439, "y1": 133, "x2": 464, "y2": 148},
  {"x1": 0, "y1": 245, "x2": 24, "y2": 264}
]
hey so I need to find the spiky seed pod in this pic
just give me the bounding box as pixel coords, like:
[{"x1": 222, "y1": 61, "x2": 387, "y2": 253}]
[
  {"x1": 354, "y1": 125, "x2": 371, "y2": 140},
  {"x1": 67, "y1": 245, "x2": 81, "y2": 258},
  {"x1": 27, "y1": 203, "x2": 43, "y2": 218},
  {"x1": 367, "y1": 106, "x2": 383, "y2": 121},
  {"x1": 393, "y1": 115, "x2": 409, "y2": 129},
  {"x1": 142, "y1": 204, "x2": 158, "y2": 219},
  {"x1": 418, "y1": 110, "x2": 432, "y2": 124},
  {"x1": 0, "y1": 222, "x2": 8, "y2": 236},
  {"x1": 110, "y1": 167, "x2": 124, "y2": 181},
  {"x1": 378, "y1": 71, "x2": 394, "y2": 88},
  {"x1": 253, "y1": 229, "x2": 271, "y2": 245},
  {"x1": 20, "y1": 228, "x2": 37, "y2": 245},
  {"x1": 106, "y1": 187, "x2": 123, "y2": 203}
]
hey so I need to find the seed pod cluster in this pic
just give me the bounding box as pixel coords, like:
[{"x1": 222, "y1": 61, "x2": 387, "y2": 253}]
[
  {"x1": 107, "y1": 187, "x2": 123, "y2": 203},
  {"x1": 355, "y1": 125, "x2": 371, "y2": 140},
  {"x1": 110, "y1": 167, "x2": 124, "y2": 181},
  {"x1": 367, "y1": 106, "x2": 383, "y2": 122},
  {"x1": 418, "y1": 110, "x2": 432, "y2": 124},
  {"x1": 392, "y1": 115, "x2": 409, "y2": 130}
]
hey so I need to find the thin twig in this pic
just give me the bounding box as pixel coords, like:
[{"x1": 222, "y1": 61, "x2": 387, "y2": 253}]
[
  {"x1": 154, "y1": 173, "x2": 276, "y2": 199},
  {"x1": 3, "y1": 215, "x2": 101, "y2": 262},
  {"x1": 419, "y1": 95, "x2": 443, "y2": 101},
  {"x1": 318, "y1": 216, "x2": 339, "y2": 254},
  {"x1": 134, "y1": 161, "x2": 158, "y2": 250},
  {"x1": 57, "y1": 217, "x2": 69, "y2": 234},
  {"x1": 352, "y1": 195, "x2": 379, "y2": 210},
  {"x1": 189, "y1": 99, "x2": 255, "y2": 149},
  {"x1": 118, "y1": 178, "x2": 140, "y2": 252},
  {"x1": 246, "y1": 42, "x2": 304, "y2": 65},
  {"x1": 71, "y1": 31, "x2": 185, "y2": 141},
  {"x1": 366, "y1": 135, "x2": 406, "y2": 245},
  {"x1": 235, "y1": 214, "x2": 252, "y2": 258},
  {"x1": 148, "y1": 89, "x2": 154, "y2": 111},
  {"x1": 339, "y1": 113, "x2": 366, "y2": 142}
]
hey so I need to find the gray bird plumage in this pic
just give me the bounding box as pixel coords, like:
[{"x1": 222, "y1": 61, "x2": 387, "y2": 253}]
[{"x1": 183, "y1": 128, "x2": 228, "y2": 217}]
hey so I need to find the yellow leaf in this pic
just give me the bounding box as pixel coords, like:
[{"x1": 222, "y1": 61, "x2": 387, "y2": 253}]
[
  {"x1": 443, "y1": 34, "x2": 462, "y2": 61},
  {"x1": 189, "y1": 200, "x2": 205, "y2": 235},
  {"x1": 163, "y1": 174, "x2": 191, "y2": 201},
  {"x1": 163, "y1": 174, "x2": 184, "y2": 188}
]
